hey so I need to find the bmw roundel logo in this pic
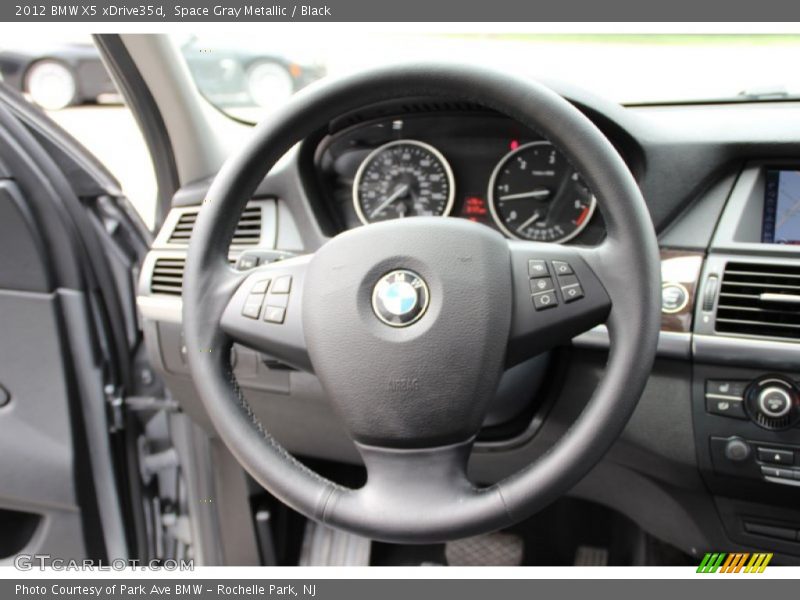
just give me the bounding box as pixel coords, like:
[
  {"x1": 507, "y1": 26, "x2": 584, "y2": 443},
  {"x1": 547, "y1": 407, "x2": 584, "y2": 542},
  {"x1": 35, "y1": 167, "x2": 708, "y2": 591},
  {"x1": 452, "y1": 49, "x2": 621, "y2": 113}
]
[{"x1": 371, "y1": 270, "x2": 430, "y2": 327}]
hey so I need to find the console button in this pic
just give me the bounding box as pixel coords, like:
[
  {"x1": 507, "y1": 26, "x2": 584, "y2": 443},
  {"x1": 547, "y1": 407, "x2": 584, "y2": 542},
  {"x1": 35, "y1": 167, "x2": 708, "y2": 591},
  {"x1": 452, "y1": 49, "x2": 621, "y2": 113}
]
[
  {"x1": 706, "y1": 380, "x2": 747, "y2": 398},
  {"x1": 744, "y1": 522, "x2": 798, "y2": 541},
  {"x1": 761, "y1": 465, "x2": 794, "y2": 480},
  {"x1": 532, "y1": 291, "x2": 558, "y2": 310},
  {"x1": 237, "y1": 255, "x2": 259, "y2": 270},
  {"x1": 242, "y1": 294, "x2": 265, "y2": 319},
  {"x1": 706, "y1": 396, "x2": 747, "y2": 419},
  {"x1": 724, "y1": 438, "x2": 750, "y2": 462},
  {"x1": 528, "y1": 260, "x2": 549, "y2": 277},
  {"x1": 758, "y1": 387, "x2": 792, "y2": 418},
  {"x1": 272, "y1": 275, "x2": 292, "y2": 294},
  {"x1": 251, "y1": 279, "x2": 270, "y2": 294},
  {"x1": 757, "y1": 448, "x2": 795, "y2": 465},
  {"x1": 552, "y1": 261, "x2": 573, "y2": 276},
  {"x1": 263, "y1": 306, "x2": 286, "y2": 324},
  {"x1": 265, "y1": 293, "x2": 288, "y2": 309},
  {"x1": 530, "y1": 277, "x2": 555, "y2": 293},
  {"x1": 561, "y1": 284, "x2": 584, "y2": 303},
  {"x1": 661, "y1": 283, "x2": 689, "y2": 314},
  {"x1": 557, "y1": 274, "x2": 580, "y2": 288}
]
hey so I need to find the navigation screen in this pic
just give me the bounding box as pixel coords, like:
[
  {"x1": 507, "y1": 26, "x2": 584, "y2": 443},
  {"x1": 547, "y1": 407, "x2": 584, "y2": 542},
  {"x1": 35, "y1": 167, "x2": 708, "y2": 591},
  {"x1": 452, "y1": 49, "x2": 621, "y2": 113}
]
[{"x1": 762, "y1": 169, "x2": 800, "y2": 244}]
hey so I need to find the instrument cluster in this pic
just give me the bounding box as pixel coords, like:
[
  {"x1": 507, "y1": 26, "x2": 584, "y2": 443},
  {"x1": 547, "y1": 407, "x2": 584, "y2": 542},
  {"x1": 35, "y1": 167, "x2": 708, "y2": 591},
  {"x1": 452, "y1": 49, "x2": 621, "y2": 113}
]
[{"x1": 315, "y1": 112, "x2": 606, "y2": 245}]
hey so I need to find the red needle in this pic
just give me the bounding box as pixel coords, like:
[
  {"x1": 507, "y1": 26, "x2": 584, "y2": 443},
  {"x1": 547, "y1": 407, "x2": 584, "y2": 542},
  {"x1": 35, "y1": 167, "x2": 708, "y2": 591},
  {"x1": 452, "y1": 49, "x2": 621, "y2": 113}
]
[{"x1": 575, "y1": 206, "x2": 590, "y2": 226}]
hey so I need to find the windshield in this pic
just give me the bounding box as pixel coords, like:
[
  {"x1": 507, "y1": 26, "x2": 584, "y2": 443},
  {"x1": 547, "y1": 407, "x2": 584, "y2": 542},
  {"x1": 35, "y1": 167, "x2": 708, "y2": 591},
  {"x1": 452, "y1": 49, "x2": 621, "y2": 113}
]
[{"x1": 172, "y1": 33, "x2": 800, "y2": 123}]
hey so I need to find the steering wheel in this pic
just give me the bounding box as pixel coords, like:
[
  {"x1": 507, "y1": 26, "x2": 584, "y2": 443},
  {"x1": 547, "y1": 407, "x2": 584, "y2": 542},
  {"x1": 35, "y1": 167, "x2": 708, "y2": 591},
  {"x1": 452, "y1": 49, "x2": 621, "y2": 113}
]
[{"x1": 183, "y1": 64, "x2": 660, "y2": 544}]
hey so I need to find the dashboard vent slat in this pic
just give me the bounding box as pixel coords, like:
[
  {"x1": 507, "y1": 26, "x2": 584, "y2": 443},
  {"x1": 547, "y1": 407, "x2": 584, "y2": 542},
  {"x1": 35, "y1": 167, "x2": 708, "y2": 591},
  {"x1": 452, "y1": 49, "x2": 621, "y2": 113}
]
[
  {"x1": 150, "y1": 257, "x2": 237, "y2": 296},
  {"x1": 715, "y1": 262, "x2": 800, "y2": 341},
  {"x1": 151, "y1": 258, "x2": 186, "y2": 296},
  {"x1": 167, "y1": 205, "x2": 262, "y2": 246}
]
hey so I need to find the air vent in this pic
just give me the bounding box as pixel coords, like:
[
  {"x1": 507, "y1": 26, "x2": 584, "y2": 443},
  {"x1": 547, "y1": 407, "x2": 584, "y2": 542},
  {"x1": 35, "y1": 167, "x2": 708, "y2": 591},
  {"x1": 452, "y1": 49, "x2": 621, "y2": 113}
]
[
  {"x1": 231, "y1": 205, "x2": 262, "y2": 245},
  {"x1": 715, "y1": 262, "x2": 800, "y2": 340},
  {"x1": 167, "y1": 205, "x2": 262, "y2": 246},
  {"x1": 150, "y1": 257, "x2": 237, "y2": 296},
  {"x1": 150, "y1": 256, "x2": 236, "y2": 296},
  {"x1": 166, "y1": 212, "x2": 196, "y2": 244},
  {"x1": 150, "y1": 258, "x2": 185, "y2": 296}
]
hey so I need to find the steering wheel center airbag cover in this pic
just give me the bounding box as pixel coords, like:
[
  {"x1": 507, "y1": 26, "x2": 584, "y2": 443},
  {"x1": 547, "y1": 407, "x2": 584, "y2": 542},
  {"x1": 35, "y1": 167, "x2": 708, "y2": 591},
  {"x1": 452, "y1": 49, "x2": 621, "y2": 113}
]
[{"x1": 303, "y1": 217, "x2": 512, "y2": 448}]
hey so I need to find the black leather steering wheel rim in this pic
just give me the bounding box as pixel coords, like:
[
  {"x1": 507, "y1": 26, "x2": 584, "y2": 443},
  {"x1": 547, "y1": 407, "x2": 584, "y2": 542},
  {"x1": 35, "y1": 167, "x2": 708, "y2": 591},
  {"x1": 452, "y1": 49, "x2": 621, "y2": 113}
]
[{"x1": 183, "y1": 63, "x2": 661, "y2": 543}]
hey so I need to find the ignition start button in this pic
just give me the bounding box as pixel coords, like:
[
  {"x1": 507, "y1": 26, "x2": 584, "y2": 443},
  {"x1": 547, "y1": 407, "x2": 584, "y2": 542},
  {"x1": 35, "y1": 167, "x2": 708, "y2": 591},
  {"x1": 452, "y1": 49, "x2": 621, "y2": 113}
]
[{"x1": 661, "y1": 282, "x2": 689, "y2": 314}]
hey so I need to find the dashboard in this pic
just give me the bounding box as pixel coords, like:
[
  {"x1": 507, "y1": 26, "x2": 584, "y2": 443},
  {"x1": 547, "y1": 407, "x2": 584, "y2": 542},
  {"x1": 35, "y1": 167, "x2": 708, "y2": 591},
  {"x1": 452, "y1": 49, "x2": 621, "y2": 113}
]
[
  {"x1": 313, "y1": 113, "x2": 605, "y2": 245},
  {"x1": 138, "y1": 91, "x2": 800, "y2": 563}
]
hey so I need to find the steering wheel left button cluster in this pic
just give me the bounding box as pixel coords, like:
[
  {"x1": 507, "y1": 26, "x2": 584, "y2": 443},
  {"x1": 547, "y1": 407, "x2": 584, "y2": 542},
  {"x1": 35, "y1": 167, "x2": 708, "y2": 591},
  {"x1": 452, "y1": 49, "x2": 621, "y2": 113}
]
[
  {"x1": 239, "y1": 276, "x2": 293, "y2": 324},
  {"x1": 264, "y1": 276, "x2": 292, "y2": 324},
  {"x1": 241, "y1": 279, "x2": 271, "y2": 319},
  {"x1": 528, "y1": 260, "x2": 557, "y2": 310}
]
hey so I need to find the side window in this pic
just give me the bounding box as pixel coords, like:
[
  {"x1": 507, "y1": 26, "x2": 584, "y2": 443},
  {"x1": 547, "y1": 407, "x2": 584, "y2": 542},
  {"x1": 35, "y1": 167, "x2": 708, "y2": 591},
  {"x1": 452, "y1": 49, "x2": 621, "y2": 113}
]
[{"x1": 0, "y1": 34, "x2": 157, "y2": 229}]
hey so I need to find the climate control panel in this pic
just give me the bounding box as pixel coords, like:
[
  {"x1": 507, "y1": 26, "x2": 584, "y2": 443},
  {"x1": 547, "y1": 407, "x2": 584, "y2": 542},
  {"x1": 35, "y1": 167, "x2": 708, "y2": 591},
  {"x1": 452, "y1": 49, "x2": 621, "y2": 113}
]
[
  {"x1": 695, "y1": 368, "x2": 800, "y2": 491},
  {"x1": 704, "y1": 374, "x2": 800, "y2": 430}
]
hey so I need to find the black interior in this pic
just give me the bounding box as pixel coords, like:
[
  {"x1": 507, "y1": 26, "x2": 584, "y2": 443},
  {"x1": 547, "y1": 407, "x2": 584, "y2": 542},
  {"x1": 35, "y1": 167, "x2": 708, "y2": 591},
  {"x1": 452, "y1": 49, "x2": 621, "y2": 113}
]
[
  {"x1": 140, "y1": 86, "x2": 800, "y2": 562},
  {"x1": 4, "y1": 48, "x2": 800, "y2": 565}
]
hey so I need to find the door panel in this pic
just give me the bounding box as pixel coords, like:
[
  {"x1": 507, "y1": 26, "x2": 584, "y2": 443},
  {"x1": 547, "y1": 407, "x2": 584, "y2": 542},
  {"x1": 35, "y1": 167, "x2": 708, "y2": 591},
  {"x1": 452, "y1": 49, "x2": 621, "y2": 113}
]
[
  {"x1": 0, "y1": 84, "x2": 150, "y2": 563},
  {"x1": 0, "y1": 183, "x2": 88, "y2": 561}
]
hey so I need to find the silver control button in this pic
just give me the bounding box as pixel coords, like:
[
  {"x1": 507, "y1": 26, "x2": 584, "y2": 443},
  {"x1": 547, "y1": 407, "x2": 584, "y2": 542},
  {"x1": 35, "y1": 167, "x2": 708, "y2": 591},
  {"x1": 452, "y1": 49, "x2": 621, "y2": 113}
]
[{"x1": 758, "y1": 386, "x2": 792, "y2": 418}]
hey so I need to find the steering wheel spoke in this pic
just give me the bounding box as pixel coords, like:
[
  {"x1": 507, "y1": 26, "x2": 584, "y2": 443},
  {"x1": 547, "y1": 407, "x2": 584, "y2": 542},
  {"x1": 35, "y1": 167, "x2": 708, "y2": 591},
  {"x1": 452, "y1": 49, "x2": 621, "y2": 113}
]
[
  {"x1": 220, "y1": 255, "x2": 312, "y2": 372},
  {"x1": 357, "y1": 440, "x2": 475, "y2": 505},
  {"x1": 507, "y1": 240, "x2": 612, "y2": 366},
  {"x1": 323, "y1": 439, "x2": 511, "y2": 543}
]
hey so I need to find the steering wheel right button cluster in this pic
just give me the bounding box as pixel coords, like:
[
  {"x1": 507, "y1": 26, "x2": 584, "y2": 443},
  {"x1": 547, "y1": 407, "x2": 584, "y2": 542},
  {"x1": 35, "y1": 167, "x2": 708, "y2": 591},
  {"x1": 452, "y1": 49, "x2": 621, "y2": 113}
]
[
  {"x1": 528, "y1": 259, "x2": 585, "y2": 311},
  {"x1": 558, "y1": 273, "x2": 584, "y2": 303}
]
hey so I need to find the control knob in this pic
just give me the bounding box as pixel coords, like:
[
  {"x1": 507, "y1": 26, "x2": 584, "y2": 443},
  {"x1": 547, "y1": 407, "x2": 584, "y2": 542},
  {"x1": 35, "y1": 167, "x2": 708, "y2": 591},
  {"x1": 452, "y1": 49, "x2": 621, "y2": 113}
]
[
  {"x1": 723, "y1": 437, "x2": 750, "y2": 462},
  {"x1": 744, "y1": 375, "x2": 800, "y2": 430},
  {"x1": 757, "y1": 386, "x2": 792, "y2": 419}
]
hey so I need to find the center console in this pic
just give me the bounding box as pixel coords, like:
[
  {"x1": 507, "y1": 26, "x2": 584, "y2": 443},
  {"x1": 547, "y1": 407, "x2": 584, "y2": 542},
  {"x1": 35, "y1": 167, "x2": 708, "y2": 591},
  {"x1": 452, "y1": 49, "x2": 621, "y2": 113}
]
[{"x1": 692, "y1": 162, "x2": 800, "y2": 555}]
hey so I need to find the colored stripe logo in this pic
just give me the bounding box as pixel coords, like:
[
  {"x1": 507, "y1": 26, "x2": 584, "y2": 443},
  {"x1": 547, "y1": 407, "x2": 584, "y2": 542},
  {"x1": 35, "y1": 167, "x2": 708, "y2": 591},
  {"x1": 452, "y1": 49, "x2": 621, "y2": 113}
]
[{"x1": 697, "y1": 552, "x2": 772, "y2": 573}]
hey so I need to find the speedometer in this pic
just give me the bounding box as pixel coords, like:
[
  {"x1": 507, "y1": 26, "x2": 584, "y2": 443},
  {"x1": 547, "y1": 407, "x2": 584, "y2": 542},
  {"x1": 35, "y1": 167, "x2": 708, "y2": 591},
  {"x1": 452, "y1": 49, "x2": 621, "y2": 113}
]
[
  {"x1": 488, "y1": 141, "x2": 596, "y2": 243},
  {"x1": 353, "y1": 140, "x2": 455, "y2": 225}
]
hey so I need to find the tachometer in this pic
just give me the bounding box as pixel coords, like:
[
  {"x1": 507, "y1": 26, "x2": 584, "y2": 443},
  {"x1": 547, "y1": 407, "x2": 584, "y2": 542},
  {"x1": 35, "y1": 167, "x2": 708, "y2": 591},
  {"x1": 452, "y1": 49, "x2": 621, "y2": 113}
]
[
  {"x1": 353, "y1": 140, "x2": 455, "y2": 224},
  {"x1": 488, "y1": 141, "x2": 596, "y2": 243}
]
